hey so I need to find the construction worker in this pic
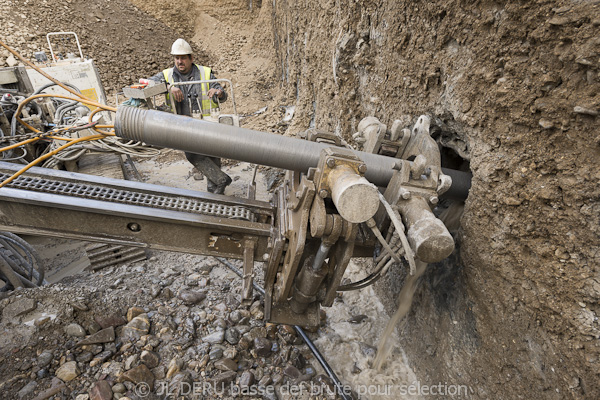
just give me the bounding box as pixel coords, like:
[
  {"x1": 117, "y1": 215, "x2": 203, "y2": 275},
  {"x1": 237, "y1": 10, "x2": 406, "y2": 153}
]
[{"x1": 149, "y1": 38, "x2": 232, "y2": 194}]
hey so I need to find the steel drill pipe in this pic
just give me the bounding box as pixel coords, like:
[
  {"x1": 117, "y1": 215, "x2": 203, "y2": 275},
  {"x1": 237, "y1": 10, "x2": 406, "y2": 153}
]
[{"x1": 115, "y1": 107, "x2": 471, "y2": 199}]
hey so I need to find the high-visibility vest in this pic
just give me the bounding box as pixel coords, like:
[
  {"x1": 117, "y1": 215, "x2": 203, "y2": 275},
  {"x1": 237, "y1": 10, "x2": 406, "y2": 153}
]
[{"x1": 163, "y1": 64, "x2": 219, "y2": 116}]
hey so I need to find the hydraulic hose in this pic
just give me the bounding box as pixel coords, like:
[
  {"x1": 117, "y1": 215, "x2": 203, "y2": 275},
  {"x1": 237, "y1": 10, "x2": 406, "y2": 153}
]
[{"x1": 216, "y1": 258, "x2": 355, "y2": 400}]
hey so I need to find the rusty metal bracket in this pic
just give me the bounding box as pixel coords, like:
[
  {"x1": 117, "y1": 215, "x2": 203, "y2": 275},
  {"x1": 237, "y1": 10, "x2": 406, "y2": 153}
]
[
  {"x1": 273, "y1": 171, "x2": 315, "y2": 303},
  {"x1": 322, "y1": 223, "x2": 358, "y2": 306},
  {"x1": 241, "y1": 238, "x2": 257, "y2": 306},
  {"x1": 312, "y1": 147, "x2": 365, "y2": 197},
  {"x1": 305, "y1": 128, "x2": 342, "y2": 146}
]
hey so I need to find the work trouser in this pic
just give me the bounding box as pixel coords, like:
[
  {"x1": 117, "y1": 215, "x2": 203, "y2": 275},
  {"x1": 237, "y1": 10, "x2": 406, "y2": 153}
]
[{"x1": 185, "y1": 152, "x2": 232, "y2": 194}]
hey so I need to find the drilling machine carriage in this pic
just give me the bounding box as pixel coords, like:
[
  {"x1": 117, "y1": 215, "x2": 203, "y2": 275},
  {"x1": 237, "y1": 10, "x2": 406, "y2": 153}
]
[{"x1": 0, "y1": 36, "x2": 470, "y2": 326}]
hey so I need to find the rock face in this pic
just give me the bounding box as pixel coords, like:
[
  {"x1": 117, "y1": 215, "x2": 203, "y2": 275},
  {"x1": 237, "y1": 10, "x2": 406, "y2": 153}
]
[{"x1": 269, "y1": 1, "x2": 600, "y2": 398}]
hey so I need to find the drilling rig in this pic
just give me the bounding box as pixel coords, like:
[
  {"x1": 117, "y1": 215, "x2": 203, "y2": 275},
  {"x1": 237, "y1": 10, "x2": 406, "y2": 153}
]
[{"x1": 0, "y1": 37, "x2": 470, "y2": 327}]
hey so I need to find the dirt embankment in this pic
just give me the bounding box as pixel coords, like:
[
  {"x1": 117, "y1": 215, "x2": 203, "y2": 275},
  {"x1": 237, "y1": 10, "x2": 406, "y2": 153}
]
[
  {"x1": 270, "y1": 0, "x2": 600, "y2": 398},
  {"x1": 0, "y1": 0, "x2": 207, "y2": 97}
]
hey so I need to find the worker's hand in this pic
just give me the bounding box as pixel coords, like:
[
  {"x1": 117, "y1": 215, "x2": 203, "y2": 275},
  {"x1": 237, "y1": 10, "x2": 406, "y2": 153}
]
[
  {"x1": 208, "y1": 88, "x2": 222, "y2": 99},
  {"x1": 169, "y1": 86, "x2": 184, "y2": 102}
]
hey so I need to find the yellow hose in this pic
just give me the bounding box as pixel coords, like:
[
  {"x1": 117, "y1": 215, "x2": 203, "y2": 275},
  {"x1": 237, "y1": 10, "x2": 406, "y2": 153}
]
[
  {"x1": 87, "y1": 106, "x2": 115, "y2": 135},
  {"x1": 0, "y1": 40, "x2": 120, "y2": 186},
  {"x1": 0, "y1": 134, "x2": 106, "y2": 188},
  {"x1": 0, "y1": 137, "x2": 43, "y2": 152}
]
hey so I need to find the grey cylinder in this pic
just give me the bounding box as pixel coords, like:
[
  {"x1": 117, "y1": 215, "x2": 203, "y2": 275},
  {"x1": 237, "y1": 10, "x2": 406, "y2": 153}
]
[
  {"x1": 115, "y1": 107, "x2": 471, "y2": 198},
  {"x1": 327, "y1": 165, "x2": 380, "y2": 223},
  {"x1": 397, "y1": 196, "x2": 455, "y2": 263}
]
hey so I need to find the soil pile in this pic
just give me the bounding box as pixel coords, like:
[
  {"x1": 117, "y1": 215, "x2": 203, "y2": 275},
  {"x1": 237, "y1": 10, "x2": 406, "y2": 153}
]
[{"x1": 0, "y1": 0, "x2": 201, "y2": 96}]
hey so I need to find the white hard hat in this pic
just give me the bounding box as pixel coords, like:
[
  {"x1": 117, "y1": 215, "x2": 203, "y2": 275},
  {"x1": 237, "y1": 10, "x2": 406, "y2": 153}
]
[{"x1": 171, "y1": 38, "x2": 193, "y2": 55}]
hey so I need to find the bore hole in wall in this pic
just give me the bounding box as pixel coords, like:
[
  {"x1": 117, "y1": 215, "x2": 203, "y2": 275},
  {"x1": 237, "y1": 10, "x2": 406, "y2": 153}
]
[{"x1": 430, "y1": 116, "x2": 471, "y2": 232}]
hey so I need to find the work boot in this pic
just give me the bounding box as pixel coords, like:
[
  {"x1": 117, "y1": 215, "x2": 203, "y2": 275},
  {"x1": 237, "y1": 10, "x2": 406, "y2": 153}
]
[
  {"x1": 186, "y1": 153, "x2": 231, "y2": 194},
  {"x1": 208, "y1": 174, "x2": 232, "y2": 194}
]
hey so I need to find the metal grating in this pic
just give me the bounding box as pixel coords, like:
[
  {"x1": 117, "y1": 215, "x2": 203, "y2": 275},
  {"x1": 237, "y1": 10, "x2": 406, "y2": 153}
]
[{"x1": 0, "y1": 173, "x2": 254, "y2": 221}]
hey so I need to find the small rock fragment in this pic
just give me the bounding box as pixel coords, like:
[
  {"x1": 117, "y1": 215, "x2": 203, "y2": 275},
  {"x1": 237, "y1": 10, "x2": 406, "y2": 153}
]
[
  {"x1": 225, "y1": 327, "x2": 240, "y2": 345},
  {"x1": 121, "y1": 314, "x2": 150, "y2": 340},
  {"x1": 178, "y1": 290, "x2": 207, "y2": 305},
  {"x1": 254, "y1": 337, "x2": 273, "y2": 357},
  {"x1": 283, "y1": 365, "x2": 301, "y2": 379},
  {"x1": 76, "y1": 352, "x2": 93, "y2": 363},
  {"x1": 574, "y1": 106, "x2": 598, "y2": 116},
  {"x1": 95, "y1": 315, "x2": 127, "y2": 329},
  {"x1": 538, "y1": 119, "x2": 554, "y2": 129},
  {"x1": 89, "y1": 380, "x2": 113, "y2": 400},
  {"x1": 38, "y1": 351, "x2": 54, "y2": 368},
  {"x1": 166, "y1": 358, "x2": 183, "y2": 380},
  {"x1": 125, "y1": 354, "x2": 139, "y2": 370},
  {"x1": 6, "y1": 54, "x2": 18, "y2": 67},
  {"x1": 209, "y1": 347, "x2": 223, "y2": 360},
  {"x1": 90, "y1": 350, "x2": 114, "y2": 367},
  {"x1": 126, "y1": 307, "x2": 145, "y2": 322},
  {"x1": 76, "y1": 327, "x2": 115, "y2": 346},
  {"x1": 240, "y1": 370, "x2": 255, "y2": 388},
  {"x1": 118, "y1": 364, "x2": 155, "y2": 390},
  {"x1": 17, "y1": 381, "x2": 37, "y2": 399},
  {"x1": 3, "y1": 298, "x2": 36, "y2": 320},
  {"x1": 140, "y1": 350, "x2": 160, "y2": 368},
  {"x1": 55, "y1": 361, "x2": 79, "y2": 381},
  {"x1": 214, "y1": 358, "x2": 237, "y2": 371},
  {"x1": 202, "y1": 330, "x2": 225, "y2": 344},
  {"x1": 66, "y1": 323, "x2": 87, "y2": 337},
  {"x1": 112, "y1": 382, "x2": 126, "y2": 393}
]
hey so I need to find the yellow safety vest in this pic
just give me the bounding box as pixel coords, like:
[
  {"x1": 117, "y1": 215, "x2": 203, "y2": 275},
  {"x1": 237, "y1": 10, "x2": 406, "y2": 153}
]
[{"x1": 163, "y1": 64, "x2": 219, "y2": 116}]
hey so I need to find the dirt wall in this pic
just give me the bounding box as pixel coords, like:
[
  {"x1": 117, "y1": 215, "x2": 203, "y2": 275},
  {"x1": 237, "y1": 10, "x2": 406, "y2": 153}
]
[
  {"x1": 0, "y1": 0, "x2": 208, "y2": 96},
  {"x1": 271, "y1": 0, "x2": 600, "y2": 398}
]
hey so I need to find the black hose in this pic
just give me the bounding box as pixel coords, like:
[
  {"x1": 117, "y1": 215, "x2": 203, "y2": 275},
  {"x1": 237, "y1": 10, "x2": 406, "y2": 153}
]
[
  {"x1": 337, "y1": 267, "x2": 385, "y2": 291},
  {"x1": 55, "y1": 102, "x2": 79, "y2": 122},
  {"x1": 32, "y1": 81, "x2": 82, "y2": 96},
  {"x1": 215, "y1": 257, "x2": 355, "y2": 400},
  {"x1": 0, "y1": 234, "x2": 44, "y2": 285},
  {"x1": 0, "y1": 232, "x2": 44, "y2": 287}
]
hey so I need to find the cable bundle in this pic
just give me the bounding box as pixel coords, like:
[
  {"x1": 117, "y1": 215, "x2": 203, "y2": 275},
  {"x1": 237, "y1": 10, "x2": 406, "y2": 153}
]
[{"x1": 0, "y1": 232, "x2": 44, "y2": 291}]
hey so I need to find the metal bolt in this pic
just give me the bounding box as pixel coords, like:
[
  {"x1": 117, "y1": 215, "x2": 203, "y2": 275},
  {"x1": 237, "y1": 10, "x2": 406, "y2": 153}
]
[
  {"x1": 400, "y1": 189, "x2": 411, "y2": 200},
  {"x1": 127, "y1": 222, "x2": 141, "y2": 232},
  {"x1": 429, "y1": 196, "x2": 439, "y2": 205},
  {"x1": 326, "y1": 158, "x2": 336, "y2": 168},
  {"x1": 319, "y1": 189, "x2": 329, "y2": 198},
  {"x1": 358, "y1": 164, "x2": 367, "y2": 174},
  {"x1": 262, "y1": 253, "x2": 270, "y2": 261}
]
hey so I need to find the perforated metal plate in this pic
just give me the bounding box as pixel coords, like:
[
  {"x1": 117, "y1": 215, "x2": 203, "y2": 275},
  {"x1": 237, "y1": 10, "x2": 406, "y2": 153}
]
[{"x1": 0, "y1": 173, "x2": 254, "y2": 221}]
